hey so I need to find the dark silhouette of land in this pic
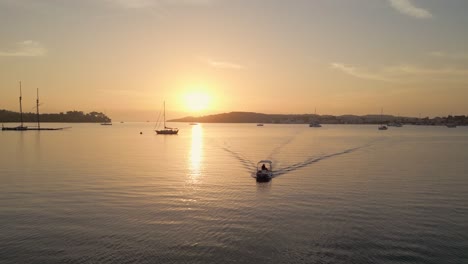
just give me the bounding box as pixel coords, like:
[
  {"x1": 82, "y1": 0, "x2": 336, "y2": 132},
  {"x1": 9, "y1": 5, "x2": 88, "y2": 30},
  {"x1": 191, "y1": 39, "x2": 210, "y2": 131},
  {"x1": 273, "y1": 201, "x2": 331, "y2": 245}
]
[
  {"x1": 0, "y1": 110, "x2": 111, "y2": 123},
  {"x1": 170, "y1": 111, "x2": 468, "y2": 126}
]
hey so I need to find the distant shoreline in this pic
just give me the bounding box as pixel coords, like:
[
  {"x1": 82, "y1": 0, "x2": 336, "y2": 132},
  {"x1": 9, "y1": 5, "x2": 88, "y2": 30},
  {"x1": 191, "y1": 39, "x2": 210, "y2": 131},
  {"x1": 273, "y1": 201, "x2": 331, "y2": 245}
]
[
  {"x1": 169, "y1": 111, "x2": 468, "y2": 126},
  {"x1": 0, "y1": 109, "x2": 111, "y2": 123}
]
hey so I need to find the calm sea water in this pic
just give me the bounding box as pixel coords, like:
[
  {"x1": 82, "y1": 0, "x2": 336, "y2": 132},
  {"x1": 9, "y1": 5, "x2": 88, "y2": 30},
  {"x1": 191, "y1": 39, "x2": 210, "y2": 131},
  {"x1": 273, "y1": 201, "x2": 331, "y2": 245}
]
[{"x1": 1, "y1": 123, "x2": 467, "y2": 264}]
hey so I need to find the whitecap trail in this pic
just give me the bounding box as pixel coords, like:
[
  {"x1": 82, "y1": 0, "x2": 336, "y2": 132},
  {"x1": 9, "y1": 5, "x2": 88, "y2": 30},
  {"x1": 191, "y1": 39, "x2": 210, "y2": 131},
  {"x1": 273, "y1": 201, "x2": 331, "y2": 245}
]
[{"x1": 272, "y1": 144, "x2": 370, "y2": 177}]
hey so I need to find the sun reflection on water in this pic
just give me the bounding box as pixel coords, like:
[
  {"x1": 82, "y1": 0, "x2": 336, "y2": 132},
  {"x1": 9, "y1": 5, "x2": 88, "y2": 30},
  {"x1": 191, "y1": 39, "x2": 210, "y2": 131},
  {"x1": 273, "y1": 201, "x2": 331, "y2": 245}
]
[{"x1": 188, "y1": 125, "x2": 203, "y2": 183}]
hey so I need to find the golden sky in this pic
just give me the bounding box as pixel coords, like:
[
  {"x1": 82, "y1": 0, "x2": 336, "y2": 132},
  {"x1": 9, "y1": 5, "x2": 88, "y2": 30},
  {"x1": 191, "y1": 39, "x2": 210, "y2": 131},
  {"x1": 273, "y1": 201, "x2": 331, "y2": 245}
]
[{"x1": 1, "y1": 0, "x2": 467, "y2": 120}]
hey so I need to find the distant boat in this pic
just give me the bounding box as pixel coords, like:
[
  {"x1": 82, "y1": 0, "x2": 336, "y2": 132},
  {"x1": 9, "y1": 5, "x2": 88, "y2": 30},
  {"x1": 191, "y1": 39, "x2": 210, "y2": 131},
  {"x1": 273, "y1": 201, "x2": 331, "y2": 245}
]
[
  {"x1": 309, "y1": 121, "x2": 321, "y2": 127},
  {"x1": 388, "y1": 113, "x2": 403, "y2": 127},
  {"x1": 2, "y1": 124, "x2": 27, "y2": 131},
  {"x1": 378, "y1": 108, "x2": 388, "y2": 130},
  {"x1": 155, "y1": 101, "x2": 178, "y2": 135},
  {"x1": 309, "y1": 108, "x2": 322, "y2": 127},
  {"x1": 2, "y1": 82, "x2": 27, "y2": 131},
  {"x1": 30, "y1": 88, "x2": 66, "y2": 130},
  {"x1": 388, "y1": 122, "x2": 402, "y2": 127},
  {"x1": 446, "y1": 123, "x2": 457, "y2": 128},
  {"x1": 189, "y1": 123, "x2": 198, "y2": 125},
  {"x1": 2, "y1": 83, "x2": 65, "y2": 131},
  {"x1": 257, "y1": 123, "x2": 264, "y2": 126}
]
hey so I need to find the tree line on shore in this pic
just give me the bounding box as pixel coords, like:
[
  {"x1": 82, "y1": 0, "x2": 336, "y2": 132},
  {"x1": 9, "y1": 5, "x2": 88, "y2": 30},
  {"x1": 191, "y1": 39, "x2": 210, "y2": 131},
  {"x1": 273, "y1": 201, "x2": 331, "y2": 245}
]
[
  {"x1": 170, "y1": 111, "x2": 468, "y2": 126},
  {"x1": 0, "y1": 109, "x2": 111, "y2": 123}
]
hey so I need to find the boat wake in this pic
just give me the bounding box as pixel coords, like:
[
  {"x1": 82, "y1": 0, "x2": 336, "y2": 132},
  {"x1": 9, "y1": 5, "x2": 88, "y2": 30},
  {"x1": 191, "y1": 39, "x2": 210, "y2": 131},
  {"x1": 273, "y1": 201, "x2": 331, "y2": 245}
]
[
  {"x1": 220, "y1": 129, "x2": 302, "y2": 175},
  {"x1": 221, "y1": 145, "x2": 256, "y2": 172},
  {"x1": 272, "y1": 145, "x2": 369, "y2": 177},
  {"x1": 266, "y1": 129, "x2": 303, "y2": 161},
  {"x1": 221, "y1": 142, "x2": 372, "y2": 179}
]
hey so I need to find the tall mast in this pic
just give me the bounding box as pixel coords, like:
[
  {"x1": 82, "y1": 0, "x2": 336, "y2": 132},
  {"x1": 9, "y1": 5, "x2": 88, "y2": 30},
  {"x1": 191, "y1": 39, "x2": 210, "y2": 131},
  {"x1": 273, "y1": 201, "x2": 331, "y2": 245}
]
[
  {"x1": 381, "y1": 107, "x2": 383, "y2": 125},
  {"x1": 163, "y1": 101, "x2": 166, "y2": 128},
  {"x1": 19, "y1": 81, "x2": 24, "y2": 127},
  {"x1": 36, "y1": 88, "x2": 40, "y2": 129}
]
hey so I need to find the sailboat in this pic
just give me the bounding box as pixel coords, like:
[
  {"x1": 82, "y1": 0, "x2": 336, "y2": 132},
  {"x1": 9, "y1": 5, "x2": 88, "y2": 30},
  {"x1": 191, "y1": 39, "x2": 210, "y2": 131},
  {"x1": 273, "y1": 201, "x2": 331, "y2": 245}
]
[
  {"x1": 378, "y1": 108, "x2": 388, "y2": 130},
  {"x1": 2, "y1": 84, "x2": 67, "y2": 131},
  {"x1": 388, "y1": 112, "x2": 403, "y2": 127},
  {"x1": 155, "y1": 101, "x2": 178, "y2": 135},
  {"x1": 2, "y1": 82, "x2": 28, "y2": 131},
  {"x1": 309, "y1": 107, "x2": 322, "y2": 127},
  {"x1": 28, "y1": 88, "x2": 66, "y2": 130}
]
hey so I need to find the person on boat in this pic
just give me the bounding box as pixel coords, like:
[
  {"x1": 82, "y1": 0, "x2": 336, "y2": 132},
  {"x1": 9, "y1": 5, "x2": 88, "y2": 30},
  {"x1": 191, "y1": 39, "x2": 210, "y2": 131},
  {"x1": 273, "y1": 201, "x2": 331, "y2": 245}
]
[{"x1": 261, "y1": 164, "x2": 268, "y2": 171}]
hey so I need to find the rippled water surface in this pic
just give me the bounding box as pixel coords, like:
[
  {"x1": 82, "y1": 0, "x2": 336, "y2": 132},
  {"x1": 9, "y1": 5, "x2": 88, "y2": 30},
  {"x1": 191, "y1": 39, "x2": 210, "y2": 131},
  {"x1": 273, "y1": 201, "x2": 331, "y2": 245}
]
[{"x1": 1, "y1": 123, "x2": 467, "y2": 263}]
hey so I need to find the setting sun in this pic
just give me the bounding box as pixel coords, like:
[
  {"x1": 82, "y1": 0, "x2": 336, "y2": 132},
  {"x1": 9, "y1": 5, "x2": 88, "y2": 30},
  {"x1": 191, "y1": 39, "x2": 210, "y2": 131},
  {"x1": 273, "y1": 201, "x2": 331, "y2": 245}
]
[{"x1": 184, "y1": 92, "x2": 211, "y2": 112}]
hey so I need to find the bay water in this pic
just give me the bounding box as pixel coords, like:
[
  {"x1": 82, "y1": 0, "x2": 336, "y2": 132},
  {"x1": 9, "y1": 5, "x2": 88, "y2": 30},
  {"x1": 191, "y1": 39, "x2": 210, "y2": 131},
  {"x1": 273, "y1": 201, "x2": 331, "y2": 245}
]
[{"x1": 1, "y1": 123, "x2": 467, "y2": 263}]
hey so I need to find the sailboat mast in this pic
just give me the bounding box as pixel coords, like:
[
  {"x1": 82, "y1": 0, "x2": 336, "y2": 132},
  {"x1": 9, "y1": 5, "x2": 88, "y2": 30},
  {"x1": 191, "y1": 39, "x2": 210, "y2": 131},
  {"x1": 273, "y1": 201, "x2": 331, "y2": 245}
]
[
  {"x1": 381, "y1": 107, "x2": 383, "y2": 125},
  {"x1": 163, "y1": 101, "x2": 166, "y2": 128},
  {"x1": 19, "y1": 81, "x2": 24, "y2": 127},
  {"x1": 36, "y1": 88, "x2": 40, "y2": 129}
]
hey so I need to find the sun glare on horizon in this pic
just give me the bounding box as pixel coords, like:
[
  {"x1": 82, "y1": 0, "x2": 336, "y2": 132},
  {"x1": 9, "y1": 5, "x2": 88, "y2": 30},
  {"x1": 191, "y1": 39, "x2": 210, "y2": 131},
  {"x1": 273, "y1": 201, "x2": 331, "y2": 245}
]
[{"x1": 184, "y1": 92, "x2": 211, "y2": 113}]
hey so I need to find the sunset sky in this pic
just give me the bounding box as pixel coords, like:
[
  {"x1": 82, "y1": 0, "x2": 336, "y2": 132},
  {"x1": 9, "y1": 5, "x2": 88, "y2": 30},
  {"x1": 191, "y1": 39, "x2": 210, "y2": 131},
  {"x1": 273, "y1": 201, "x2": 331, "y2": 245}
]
[{"x1": 1, "y1": 0, "x2": 467, "y2": 121}]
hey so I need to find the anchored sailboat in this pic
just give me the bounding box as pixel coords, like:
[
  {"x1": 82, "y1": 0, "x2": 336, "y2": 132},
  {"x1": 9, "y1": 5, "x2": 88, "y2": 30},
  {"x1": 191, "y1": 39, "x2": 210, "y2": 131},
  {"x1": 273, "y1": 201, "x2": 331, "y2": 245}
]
[
  {"x1": 2, "y1": 82, "x2": 27, "y2": 131},
  {"x1": 155, "y1": 101, "x2": 178, "y2": 135},
  {"x1": 309, "y1": 107, "x2": 322, "y2": 127},
  {"x1": 378, "y1": 108, "x2": 388, "y2": 130},
  {"x1": 2, "y1": 83, "x2": 67, "y2": 131},
  {"x1": 28, "y1": 88, "x2": 66, "y2": 130}
]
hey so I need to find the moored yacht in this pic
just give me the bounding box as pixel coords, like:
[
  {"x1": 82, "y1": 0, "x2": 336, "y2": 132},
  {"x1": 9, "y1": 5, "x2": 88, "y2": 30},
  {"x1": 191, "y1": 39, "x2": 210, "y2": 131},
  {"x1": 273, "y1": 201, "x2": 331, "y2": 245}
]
[
  {"x1": 388, "y1": 122, "x2": 402, "y2": 127},
  {"x1": 2, "y1": 82, "x2": 27, "y2": 131},
  {"x1": 378, "y1": 108, "x2": 388, "y2": 130},
  {"x1": 309, "y1": 121, "x2": 322, "y2": 127},
  {"x1": 155, "y1": 101, "x2": 179, "y2": 135}
]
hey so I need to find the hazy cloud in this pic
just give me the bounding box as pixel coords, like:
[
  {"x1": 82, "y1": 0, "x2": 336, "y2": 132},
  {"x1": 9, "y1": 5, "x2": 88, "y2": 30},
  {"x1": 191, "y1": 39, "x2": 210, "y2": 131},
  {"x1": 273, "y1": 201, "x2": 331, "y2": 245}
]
[
  {"x1": 429, "y1": 51, "x2": 468, "y2": 60},
  {"x1": 200, "y1": 57, "x2": 245, "y2": 70},
  {"x1": 331, "y1": 62, "x2": 468, "y2": 82},
  {"x1": 330, "y1": 63, "x2": 392, "y2": 82},
  {"x1": 97, "y1": 88, "x2": 148, "y2": 97},
  {"x1": 105, "y1": 0, "x2": 214, "y2": 8},
  {"x1": 395, "y1": 65, "x2": 468, "y2": 76},
  {"x1": 208, "y1": 60, "x2": 244, "y2": 70},
  {"x1": 388, "y1": 0, "x2": 432, "y2": 19},
  {"x1": 0, "y1": 40, "x2": 46, "y2": 57}
]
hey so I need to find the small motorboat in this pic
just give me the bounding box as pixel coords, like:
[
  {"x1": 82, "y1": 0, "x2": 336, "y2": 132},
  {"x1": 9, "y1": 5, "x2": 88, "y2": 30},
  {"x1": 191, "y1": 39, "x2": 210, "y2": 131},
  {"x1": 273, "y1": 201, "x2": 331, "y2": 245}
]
[
  {"x1": 388, "y1": 122, "x2": 402, "y2": 127},
  {"x1": 309, "y1": 121, "x2": 322, "y2": 127},
  {"x1": 256, "y1": 160, "x2": 273, "y2": 182},
  {"x1": 257, "y1": 123, "x2": 264, "y2": 126},
  {"x1": 378, "y1": 125, "x2": 388, "y2": 130}
]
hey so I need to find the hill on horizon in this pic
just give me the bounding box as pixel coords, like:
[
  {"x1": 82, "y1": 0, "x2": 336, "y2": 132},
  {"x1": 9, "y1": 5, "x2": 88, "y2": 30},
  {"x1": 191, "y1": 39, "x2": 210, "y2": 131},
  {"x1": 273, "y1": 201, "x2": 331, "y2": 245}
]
[{"x1": 168, "y1": 111, "x2": 418, "y2": 124}]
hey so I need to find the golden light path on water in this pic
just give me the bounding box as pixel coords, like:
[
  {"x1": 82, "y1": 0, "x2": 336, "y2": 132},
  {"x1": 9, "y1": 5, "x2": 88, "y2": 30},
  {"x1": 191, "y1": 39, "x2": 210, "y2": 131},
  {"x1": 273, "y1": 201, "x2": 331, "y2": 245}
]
[{"x1": 188, "y1": 124, "x2": 203, "y2": 183}]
